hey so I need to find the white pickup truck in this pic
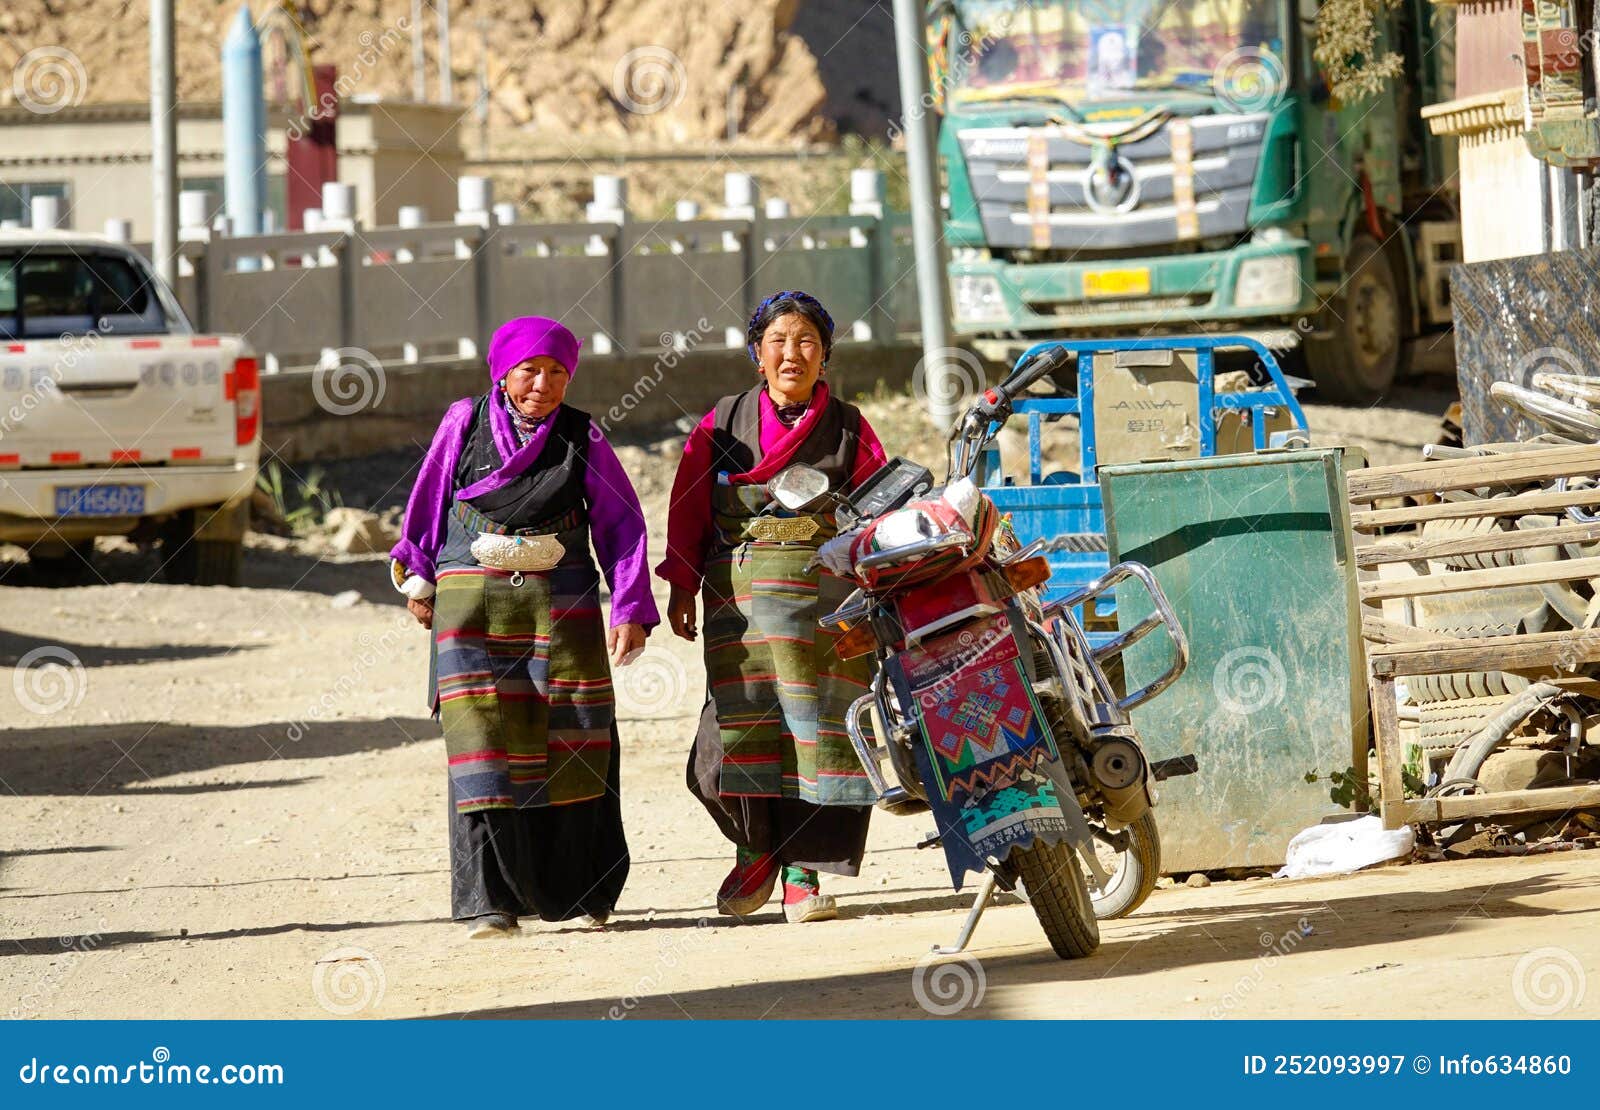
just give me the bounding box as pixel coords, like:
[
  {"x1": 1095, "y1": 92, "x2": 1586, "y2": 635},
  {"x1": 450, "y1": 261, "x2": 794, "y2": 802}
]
[{"x1": 0, "y1": 229, "x2": 260, "y2": 585}]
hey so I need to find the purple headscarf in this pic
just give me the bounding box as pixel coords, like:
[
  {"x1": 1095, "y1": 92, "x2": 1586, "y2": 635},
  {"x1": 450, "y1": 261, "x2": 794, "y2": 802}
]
[{"x1": 487, "y1": 315, "x2": 582, "y2": 382}]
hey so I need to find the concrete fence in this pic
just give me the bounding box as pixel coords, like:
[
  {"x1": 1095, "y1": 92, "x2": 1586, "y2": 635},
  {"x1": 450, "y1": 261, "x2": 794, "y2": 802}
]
[
  {"x1": 259, "y1": 340, "x2": 929, "y2": 465},
  {"x1": 111, "y1": 170, "x2": 923, "y2": 374}
]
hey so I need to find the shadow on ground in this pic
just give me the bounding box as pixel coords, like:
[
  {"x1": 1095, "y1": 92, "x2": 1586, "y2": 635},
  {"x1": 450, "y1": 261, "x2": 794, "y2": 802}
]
[
  {"x1": 0, "y1": 716, "x2": 439, "y2": 795},
  {"x1": 0, "y1": 628, "x2": 255, "y2": 668},
  {"x1": 5, "y1": 915, "x2": 441, "y2": 955},
  {"x1": 425, "y1": 872, "x2": 1587, "y2": 1019}
]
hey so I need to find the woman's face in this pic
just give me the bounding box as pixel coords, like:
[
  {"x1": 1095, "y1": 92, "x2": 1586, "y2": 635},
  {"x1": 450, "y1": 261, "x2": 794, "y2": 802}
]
[
  {"x1": 756, "y1": 312, "x2": 825, "y2": 405},
  {"x1": 502, "y1": 356, "x2": 570, "y2": 419}
]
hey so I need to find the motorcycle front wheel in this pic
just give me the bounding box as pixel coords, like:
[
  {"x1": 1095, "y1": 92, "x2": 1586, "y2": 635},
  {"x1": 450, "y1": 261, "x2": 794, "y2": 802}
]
[
  {"x1": 1014, "y1": 839, "x2": 1101, "y2": 959},
  {"x1": 1091, "y1": 811, "x2": 1161, "y2": 920}
]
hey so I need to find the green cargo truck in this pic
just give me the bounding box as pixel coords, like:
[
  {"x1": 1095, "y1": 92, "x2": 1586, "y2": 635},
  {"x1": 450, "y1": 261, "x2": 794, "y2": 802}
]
[{"x1": 929, "y1": 0, "x2": 1457, "y2": 402}]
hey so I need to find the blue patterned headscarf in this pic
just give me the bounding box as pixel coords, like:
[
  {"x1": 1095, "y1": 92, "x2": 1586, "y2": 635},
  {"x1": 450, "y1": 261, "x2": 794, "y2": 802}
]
[{"x1": 745, "y1": 290, "x2": 836, "y2": 365}]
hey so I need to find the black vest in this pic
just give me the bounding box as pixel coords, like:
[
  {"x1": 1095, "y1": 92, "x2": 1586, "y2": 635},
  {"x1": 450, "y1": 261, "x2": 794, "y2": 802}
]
[
  {"x1": 455, "y1": 394, "x2": 591, "y2": 527},
  {"x1": 710, "y1": 385, "x2": 862, "y2": 490}
]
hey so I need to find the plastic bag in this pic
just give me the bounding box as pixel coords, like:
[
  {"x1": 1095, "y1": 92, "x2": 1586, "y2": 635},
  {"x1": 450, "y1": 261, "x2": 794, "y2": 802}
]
[{"x1": 1272, "y1": 815, "x2": 1414, "y2": 880}]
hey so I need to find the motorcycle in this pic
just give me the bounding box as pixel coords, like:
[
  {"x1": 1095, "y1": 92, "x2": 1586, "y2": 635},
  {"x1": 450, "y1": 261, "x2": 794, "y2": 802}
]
[{"x1": 769, "y1": 347, "x2": 1194, "y2": 958}]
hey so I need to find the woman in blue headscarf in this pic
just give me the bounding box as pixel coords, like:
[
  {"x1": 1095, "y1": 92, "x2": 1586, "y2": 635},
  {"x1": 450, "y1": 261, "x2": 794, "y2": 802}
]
[{"x1": 658, "y1": 291, "x2": 889, "y2": 925}]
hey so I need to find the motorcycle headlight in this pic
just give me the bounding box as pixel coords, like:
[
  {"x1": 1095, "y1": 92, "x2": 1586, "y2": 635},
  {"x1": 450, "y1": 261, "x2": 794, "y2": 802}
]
[
  {"x1": 953, "y1": 274, "x2": 1009, "y2": 323},
  {"x1": 1232, "y1": 255, "x2": 1301, "y2": 309}
]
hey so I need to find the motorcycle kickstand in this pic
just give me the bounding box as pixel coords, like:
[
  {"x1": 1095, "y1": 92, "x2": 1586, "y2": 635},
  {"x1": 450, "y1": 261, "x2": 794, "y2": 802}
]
[{"x1": 933, "y1": 871, "x2": 999, "y2": 956}]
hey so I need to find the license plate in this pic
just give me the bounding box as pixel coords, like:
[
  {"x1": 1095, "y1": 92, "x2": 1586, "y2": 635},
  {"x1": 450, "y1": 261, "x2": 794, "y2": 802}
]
[
  {"x1": 1083, "y1": 267, "x2": 1151, "y2": 298},
  {"x1": 54, "y1": 484, "x2": 145, "y2": 517}
]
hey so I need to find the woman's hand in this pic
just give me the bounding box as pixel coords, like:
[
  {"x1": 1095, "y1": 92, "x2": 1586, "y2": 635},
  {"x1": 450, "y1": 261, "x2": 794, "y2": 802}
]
[
  {"x1": 608, "y1": 622, "x2": 647, "y2": 666},
  {"x1": 407, "y1": 597, "x2": 434, "y2": 630},
  {"x1": 667, "y1": 586, "x2": 697, "y2": 642}
]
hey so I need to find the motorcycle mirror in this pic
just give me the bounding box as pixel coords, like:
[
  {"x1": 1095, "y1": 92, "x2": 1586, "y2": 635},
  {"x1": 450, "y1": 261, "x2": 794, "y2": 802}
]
[{"x1": 770, "y1": 464, "x2": 831, "y2": 512}]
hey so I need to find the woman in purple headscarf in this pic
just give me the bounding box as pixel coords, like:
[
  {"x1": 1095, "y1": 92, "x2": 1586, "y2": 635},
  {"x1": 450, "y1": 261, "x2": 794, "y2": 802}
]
[{"x1": 391, "y1": 315, "x2": 658, "y2": 939}]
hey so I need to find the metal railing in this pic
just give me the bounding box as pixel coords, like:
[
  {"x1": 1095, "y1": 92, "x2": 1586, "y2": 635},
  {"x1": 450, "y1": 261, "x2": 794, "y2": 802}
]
[{"x1": 126, "y1": 181, "x2": 922, "y2": 372}]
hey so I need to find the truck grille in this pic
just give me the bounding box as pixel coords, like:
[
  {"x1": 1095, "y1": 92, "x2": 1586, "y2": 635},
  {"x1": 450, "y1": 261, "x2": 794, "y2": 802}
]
[
  {"x1": 1029, "y1": 295, "x2": 1209, "y2": 318},
  {"x1": 960, "y1": 112, "x2": 1267, "y2": 253}
]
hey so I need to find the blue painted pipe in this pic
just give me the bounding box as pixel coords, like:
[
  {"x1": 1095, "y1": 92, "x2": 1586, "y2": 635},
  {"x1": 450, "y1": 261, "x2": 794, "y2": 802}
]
[{"x1": 222, "y1": 3, "x2": 265, "y2": 263}]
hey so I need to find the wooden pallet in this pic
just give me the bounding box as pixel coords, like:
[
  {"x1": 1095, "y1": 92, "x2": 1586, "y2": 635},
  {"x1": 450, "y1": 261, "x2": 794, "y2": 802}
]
[{"x1": 1348, "y1": 443, "x2": 1600, "y2": 829}]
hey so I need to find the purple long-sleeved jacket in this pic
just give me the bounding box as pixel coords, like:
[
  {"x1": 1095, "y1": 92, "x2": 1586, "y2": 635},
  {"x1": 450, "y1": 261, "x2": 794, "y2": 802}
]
[{"x1": 389, "y1": 396, "x2": 660, "y2": 630}]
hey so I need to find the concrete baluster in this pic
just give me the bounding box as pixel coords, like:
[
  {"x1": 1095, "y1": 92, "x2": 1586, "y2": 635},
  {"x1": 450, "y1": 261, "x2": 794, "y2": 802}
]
[
  {"x1": 723, "y1": 173, "x2": 758, "y2": 348},
  {"x1": 763, "y1": 197, "x2": 792, "y2": 251},
  {"x1": 178, "y1": 190, "x2": 213, "y2": 240},
  {"x1": 30, "y1": 195, "x2": 65, "y2": 230},
  {"x1": 849, "y1": 169, "x2": 888, "y2": 341},
  {"x1": 672, "y1": 199, "x2": 699, "y2": 254},
  {"x1": 585, "y1": 174, "x2": 629, "y2": 355},
  {"x1": 455, "y1": 176, "x2": 493, "y2": 359}
]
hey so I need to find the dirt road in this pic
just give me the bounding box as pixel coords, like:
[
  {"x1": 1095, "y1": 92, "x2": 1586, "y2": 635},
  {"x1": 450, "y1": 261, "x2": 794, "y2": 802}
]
[
  {"x1": 4, "y1": 536, "x2": 1597, "y2": 1020},
  {"x1": 4, "y1": 380, "x2": 1596, "y2": 1020}
]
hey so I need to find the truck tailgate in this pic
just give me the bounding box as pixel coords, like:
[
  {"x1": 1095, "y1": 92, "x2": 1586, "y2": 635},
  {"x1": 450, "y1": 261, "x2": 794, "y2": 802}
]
[{"x1": 0, "y1": 336, "x2": 247, "y2": 468}]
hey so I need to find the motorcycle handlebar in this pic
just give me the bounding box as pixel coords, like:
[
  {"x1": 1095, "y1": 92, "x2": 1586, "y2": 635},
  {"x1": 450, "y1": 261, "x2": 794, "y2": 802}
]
[
  {"x1": 970, "y1": 346, "x2": 1072, "y2": 426},
  {"x1": 948, "y1": 346, "x2": 1072, "y2": 481}
]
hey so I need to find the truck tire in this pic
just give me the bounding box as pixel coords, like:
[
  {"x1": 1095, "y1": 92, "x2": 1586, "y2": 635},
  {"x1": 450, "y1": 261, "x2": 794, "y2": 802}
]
[
  {"x1": 160, "y1": 512, "x2": 243, "y2": 587},
  {"x1": 1409, "y1": 670, "x2": 1528, "y2": 702},
  {"x1": 1091, "y1": 810, "x2": 1161, "y2": 920},
  {"x1": 1304, "y1": 234, "x2": 1403, "y2": 404},
  {"x1": 1014, "y1": 838, "x2": 1101, "y2": 959}
]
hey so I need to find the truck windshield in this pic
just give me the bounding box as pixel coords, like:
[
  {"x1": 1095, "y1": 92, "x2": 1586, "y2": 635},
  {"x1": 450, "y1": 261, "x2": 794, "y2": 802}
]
[{"x1": 947, "y1": 0, "x2": 1286, "y2": 108}]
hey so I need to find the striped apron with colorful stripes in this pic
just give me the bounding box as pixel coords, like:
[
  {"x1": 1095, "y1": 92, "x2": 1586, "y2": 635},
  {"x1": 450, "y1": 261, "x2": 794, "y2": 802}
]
[
  {"x1": 702, "y1": 481, "x2": 875, "y2": 806},
  {"x1": 432, "y1": 500, "x2": 615, "y2": 813}
]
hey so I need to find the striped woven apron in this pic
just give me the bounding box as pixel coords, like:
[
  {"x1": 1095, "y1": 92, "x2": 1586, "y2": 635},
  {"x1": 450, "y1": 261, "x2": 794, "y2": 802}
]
[
  {"x1": 702, "y1": 481, "x2": 875, "y2": 806},
  {"x1": 432, "y1": 500, "x2": 615, "y2": 813}
]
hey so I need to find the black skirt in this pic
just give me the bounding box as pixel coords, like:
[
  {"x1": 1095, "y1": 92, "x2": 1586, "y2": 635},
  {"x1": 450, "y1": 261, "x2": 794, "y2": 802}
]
[
  {"x1": 449, "y1": 728, "x2": 629, "y2": 922},
  {"x1": 686, "y1": 700, "x2": 872, "y2": 877}
]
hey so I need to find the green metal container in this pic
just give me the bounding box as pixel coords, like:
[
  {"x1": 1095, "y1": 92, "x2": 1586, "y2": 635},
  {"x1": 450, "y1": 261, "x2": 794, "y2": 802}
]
[{"x1": 1100, "y1": 448, "x2": 1367, "y2": 873}]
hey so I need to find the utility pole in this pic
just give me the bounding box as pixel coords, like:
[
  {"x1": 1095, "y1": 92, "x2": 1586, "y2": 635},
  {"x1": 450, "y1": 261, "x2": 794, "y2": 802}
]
[
  {"x1": 890, "y1": 0, "x2": 955, "y2": 425},
  {"x1": 411, "y1": 0, "x2": 426, "y2": 102},
  {"x1": 151, "y1": 0, "x2": 178, "y2": 286},
  {"x1": 476, "y1": 18, "x2": 491, "y2": 159},
  {"x1": 437, "y1": 0, "x2": 453, "y2": 103}
]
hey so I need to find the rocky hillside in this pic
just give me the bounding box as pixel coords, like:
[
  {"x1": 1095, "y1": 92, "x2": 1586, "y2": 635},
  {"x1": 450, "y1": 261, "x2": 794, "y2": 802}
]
[{"x1": 1, "y1": 0, "x2": 902, "y2": 142}]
